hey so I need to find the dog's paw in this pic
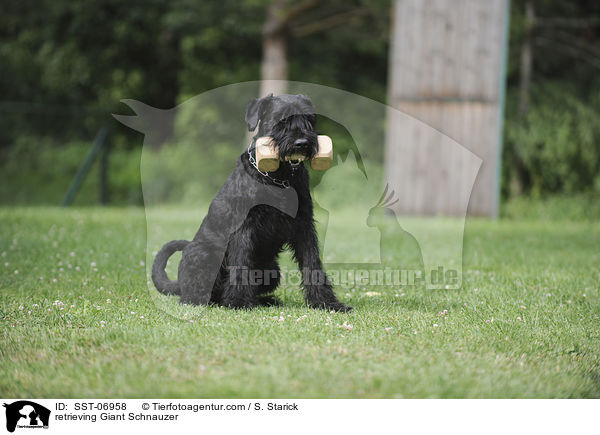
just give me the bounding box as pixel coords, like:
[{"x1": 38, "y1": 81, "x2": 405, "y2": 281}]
[{"x1": 328, "y1": 302, "x2": 353, "y2": 312}]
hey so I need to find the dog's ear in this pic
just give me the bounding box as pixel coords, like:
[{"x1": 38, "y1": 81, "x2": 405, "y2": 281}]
[
  {"x1": 297, "y1": 94, "x2": 312, "y2": 104},
  {"x1": 245, "y1": 94, "x2": 272, "y2": 131}
]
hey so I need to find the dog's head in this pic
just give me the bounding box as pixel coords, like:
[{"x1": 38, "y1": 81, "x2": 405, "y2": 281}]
[{"x1": 246, "y1": 94, "x2": 318, "y2": 167}]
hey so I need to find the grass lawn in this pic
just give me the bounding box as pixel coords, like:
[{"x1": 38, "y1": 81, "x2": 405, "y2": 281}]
[{"x1": 1, "y1": 206, "x2": 599, "y2": 398}]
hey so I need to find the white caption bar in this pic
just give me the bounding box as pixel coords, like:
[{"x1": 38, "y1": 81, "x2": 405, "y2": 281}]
[{"x1": 0, "y1": 399, "x2": 596, "y2": 435}]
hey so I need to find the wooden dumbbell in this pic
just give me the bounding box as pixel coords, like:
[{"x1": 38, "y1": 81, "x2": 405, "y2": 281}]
[
  {"x1": 255, "y1": 137, "x2": 280, "y2": 172},
  {"x1": 311, "y1": 135, "x2": 333, "y2": 170},
  {"x1": 254, "y1": 135, "x2": 333, "y2": 172}
]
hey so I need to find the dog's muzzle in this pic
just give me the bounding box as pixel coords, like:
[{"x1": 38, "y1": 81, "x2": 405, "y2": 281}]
[
  {"x1": 285, "y1": 138, "x2": 311, "y2": 166},
  {"x1": 285, "y1": 139, "x2": 309, "y2": 166}
]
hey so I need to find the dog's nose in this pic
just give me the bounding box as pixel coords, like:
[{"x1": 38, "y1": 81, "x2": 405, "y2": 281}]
[{"x1": 294, "y1": 138, "x2": 308, "y2": 148}]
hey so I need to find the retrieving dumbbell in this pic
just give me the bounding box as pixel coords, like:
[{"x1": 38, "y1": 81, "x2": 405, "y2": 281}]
[{"x1": 255, "y1": 135, "x2": 333, "y2": 172}]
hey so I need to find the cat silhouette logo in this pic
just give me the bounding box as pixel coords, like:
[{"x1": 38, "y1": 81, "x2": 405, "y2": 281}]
[{"x1": 3, "y1": 401, "x2": 50, "y2": 432}]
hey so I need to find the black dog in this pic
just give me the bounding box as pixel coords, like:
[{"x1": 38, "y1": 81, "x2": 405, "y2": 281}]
[{"x1": 152, "y1": 94, "x2": 351, "y2": 312}]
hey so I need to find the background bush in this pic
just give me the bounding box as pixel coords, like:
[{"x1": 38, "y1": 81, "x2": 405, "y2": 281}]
[{"x1": 503, "y1": 82, "x2": 600, "y2": 197}]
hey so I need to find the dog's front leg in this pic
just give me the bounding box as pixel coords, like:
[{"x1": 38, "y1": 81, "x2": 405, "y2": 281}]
[
  {"x1": 221, "y1": 281, "x2": 257, "y2": 309},
  {"x1": 291, "y1": 224, "x2": 352, "y2": 312}
]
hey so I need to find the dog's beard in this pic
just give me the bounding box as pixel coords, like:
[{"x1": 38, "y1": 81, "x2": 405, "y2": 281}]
[{"x1": 270, "y1": 114, "x2": 318, "y2": 168}]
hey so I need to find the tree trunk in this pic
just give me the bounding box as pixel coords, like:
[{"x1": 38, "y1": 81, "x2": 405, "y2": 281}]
[
  {"x1": 519, "y1": 1, "x2": 534, "y2": 115},
  {"x1": 260, "y1": 1, "x2": 289, "y2": 96},
  {"x1": 513, "y1": 1, "x2": 535, "y2": 195},
  {"x1": 261, "y1": 34, "x2": 288, "y2": 96}
]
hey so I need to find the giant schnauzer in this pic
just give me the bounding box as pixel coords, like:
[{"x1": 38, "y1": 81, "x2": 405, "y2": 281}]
[{"x1": 152, "y1": 93, "x2": 351, "y2": 312}]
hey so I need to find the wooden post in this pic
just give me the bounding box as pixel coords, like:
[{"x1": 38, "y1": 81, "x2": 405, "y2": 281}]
[{"x1": 386, "y1": 0, "x2": 510, "y2": 217}]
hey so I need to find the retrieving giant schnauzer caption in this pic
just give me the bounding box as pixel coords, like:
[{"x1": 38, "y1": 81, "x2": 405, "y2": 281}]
[{"x1": 152, "y1": 94, "x2": 351, "y2": 312}]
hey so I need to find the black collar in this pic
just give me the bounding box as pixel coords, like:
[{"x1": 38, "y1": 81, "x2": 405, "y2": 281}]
[{"x1": 247, "y1": 141, "x2": 291, "y2": 189}]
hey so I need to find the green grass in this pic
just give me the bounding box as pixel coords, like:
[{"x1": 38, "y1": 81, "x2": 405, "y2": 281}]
[
  {"x1": 1, "y1": 206, "x2": 599, "y2": 398},
  {"x1": 501, "y1": 193, "x2": 600, "y2": 222}
]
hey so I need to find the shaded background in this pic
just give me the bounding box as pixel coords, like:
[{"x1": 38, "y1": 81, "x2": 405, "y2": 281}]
[{"x1": 1, "y1": 0, "x2": 599, "y2": 219}]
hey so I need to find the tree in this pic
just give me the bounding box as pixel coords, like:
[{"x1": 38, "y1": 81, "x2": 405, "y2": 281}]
[{"x1": 259, "y1": 0, "x2": 373, "y2": 96}]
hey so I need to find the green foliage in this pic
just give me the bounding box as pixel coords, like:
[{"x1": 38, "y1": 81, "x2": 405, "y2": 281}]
[
  {"x1": 502, "y1": 1, "x2": 600, "y2": 201},
  {"x1": 0, "y1": 0, "x2": 391, "y2": 206},
  {"x1": 503, "y1": 82, "x2": 600, "y2": 196},
  {"x1": 0, "y1": 0, "x2": 389, "y2": 144},
  {"x1": 0, "y1": 138, "x2": 141, "y2": 205}
]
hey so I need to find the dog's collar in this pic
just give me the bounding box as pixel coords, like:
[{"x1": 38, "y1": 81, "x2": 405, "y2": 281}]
[{"x1": 247, "y1": 142, "x2": 290, "y2": 189}]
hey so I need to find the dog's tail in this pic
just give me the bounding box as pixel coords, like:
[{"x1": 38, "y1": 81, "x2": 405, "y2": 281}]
[{"x1": 151, "y1": 240, "x2": 189, "y2": 295}]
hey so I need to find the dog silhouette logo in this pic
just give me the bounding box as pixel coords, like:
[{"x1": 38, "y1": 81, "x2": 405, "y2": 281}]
[{"x1": 3, "y1": 401, "x2": 50, "y2": 432}]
